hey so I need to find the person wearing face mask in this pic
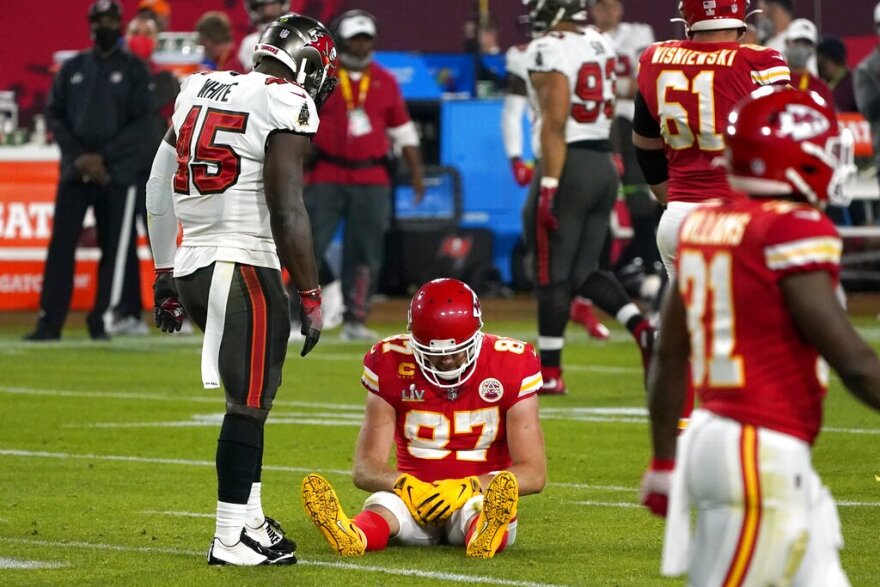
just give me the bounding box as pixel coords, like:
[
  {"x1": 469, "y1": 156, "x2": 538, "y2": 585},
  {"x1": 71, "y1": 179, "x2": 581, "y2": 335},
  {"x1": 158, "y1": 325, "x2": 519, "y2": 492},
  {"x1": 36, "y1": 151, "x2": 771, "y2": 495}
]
[
  {"x1": 303, "y1": 10, "x2": 426, "y2": 342},
  {"x1": 105, "y1": 14, "x2": 182, "y2": 337},
  {"x1": 760, "y1": 0, "x2": 818, "y2": 75},
  {"x1": 785, "y1": 19, "x2": 835, "y2": 108},
  {"x1": 24, "y1": 0, "x2": 152, "y2": 342}
]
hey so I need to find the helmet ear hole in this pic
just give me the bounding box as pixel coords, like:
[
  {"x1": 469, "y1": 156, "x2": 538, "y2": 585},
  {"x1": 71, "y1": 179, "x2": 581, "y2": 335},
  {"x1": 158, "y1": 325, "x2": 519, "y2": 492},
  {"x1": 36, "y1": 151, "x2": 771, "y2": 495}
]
[{"x1": 252, "y1": 14, "x2": 338, "y2": 108}]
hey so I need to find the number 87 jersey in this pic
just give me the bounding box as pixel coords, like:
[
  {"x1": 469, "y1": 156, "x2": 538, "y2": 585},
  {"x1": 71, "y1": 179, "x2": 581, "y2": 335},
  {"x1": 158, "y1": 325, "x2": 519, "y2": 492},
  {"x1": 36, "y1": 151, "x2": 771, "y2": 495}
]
[
  {"x1": 636, "y1": 40, "x2": 789, "y2": 204},
  {"x1": 361, "y1": 333, "x2": 542, "y2": 483}
]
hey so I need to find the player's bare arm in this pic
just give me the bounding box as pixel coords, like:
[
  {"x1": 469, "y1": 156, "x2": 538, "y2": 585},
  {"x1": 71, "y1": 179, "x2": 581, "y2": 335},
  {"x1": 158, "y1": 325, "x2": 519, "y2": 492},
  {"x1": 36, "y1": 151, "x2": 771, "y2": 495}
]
[
  {"x1": 646, "y1": 287, "x2": 690, "y2": 460},
  {"x1": 263, "y1": 132, "x2": 320, "y2": 294},
  {"x1": 501, "y1": 395, "x2": 546, "y2": 495},
  {"x1": 352, "y1": 392, "x2": 400, "y2": 492},
  {"x1": 782, "y1": 271, "x2": 880, "y2": 410},
  {"x1": 532, "y1": 70, "x2": 570, "y2": 180}
]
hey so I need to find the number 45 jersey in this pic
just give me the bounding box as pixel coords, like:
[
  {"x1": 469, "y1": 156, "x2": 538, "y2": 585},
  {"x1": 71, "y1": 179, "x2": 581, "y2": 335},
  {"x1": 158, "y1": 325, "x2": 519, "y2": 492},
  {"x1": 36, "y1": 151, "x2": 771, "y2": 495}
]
[
  {"x1": 637, "y1": 41, "x2": 789, "y2": 204},
  {"x1": 170, "y1": 70, "x2": 319, "y2": 275},
  {"x1": 361, "y1": 333, "x2": 542, "y2": 483}
]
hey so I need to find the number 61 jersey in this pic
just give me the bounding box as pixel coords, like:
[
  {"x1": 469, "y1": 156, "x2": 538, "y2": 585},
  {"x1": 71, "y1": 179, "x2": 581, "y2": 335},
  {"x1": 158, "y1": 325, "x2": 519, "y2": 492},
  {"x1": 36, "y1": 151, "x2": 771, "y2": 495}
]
[
  {"x1": 170, "y1": 70, "x2": 319, "y2": 275},
  {"x1": 361, "y1": 333, "x2": 542, "y2": 483},
  {"x1": 637, "y1": 41, "x2": 789, "y2": 204}
]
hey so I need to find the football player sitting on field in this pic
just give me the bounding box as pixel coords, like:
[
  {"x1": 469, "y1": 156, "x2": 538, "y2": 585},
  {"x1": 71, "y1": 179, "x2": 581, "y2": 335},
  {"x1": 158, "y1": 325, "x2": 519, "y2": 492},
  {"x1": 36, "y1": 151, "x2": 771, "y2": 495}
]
[{"x1": 301, "y1": 278, "x2": 546, "y2": 558}]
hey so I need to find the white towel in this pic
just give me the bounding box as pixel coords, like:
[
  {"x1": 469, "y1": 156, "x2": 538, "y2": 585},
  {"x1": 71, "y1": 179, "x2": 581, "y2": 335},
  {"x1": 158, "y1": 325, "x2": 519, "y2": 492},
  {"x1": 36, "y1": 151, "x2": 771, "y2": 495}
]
[{"x1": 201, "y1": 261, "x2": 235, "y2": 389}]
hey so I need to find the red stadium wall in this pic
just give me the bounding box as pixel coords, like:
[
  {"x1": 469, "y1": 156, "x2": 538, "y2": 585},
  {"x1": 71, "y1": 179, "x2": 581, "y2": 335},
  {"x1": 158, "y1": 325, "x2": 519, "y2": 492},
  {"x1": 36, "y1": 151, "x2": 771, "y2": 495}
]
[{"x1": 1, "y1": 0, "x2": 877, "y2": 127}]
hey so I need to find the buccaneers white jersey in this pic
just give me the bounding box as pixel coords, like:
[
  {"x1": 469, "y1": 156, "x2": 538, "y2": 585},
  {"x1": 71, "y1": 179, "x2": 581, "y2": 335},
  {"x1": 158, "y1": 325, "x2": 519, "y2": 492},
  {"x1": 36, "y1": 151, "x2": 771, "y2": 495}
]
[
  {"x1": 602, "y1": 22, "x2": 654, "y2": 120},
  {"x1": 170, "y1": 70, "x2": 319, "y2": 276},
  {"x1": 505, "y1": 43, "x2": 540, "y2": 156},
  {"x1": 524, "y1": 27, "x2": 617, "y2": 154}
]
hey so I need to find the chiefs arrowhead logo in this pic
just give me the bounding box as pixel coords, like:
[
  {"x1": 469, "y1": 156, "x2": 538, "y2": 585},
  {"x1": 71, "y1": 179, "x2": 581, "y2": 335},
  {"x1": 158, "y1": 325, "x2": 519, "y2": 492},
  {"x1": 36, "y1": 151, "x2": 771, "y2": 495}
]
[{"x1": 778, "y1": 104, "x2": 830, "y2": 141}]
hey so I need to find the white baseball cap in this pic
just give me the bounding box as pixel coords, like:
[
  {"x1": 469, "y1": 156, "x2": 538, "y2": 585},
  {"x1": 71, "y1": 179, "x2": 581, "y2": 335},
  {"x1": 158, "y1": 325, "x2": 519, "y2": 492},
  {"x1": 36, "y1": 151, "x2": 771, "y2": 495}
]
[
  {"x1": 337, "y1": 13, "x2": 376, "y2": 40},
  {"x1": 785, "y1": 18, "x2": 817, "y2": 44}
]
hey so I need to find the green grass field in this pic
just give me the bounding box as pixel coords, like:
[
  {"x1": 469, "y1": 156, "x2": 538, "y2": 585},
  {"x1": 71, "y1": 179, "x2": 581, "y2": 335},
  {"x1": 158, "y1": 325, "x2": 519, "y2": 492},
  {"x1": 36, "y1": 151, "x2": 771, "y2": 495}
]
[{"x1": 1, "y1": 298, "x2": 879, "y2": 586}]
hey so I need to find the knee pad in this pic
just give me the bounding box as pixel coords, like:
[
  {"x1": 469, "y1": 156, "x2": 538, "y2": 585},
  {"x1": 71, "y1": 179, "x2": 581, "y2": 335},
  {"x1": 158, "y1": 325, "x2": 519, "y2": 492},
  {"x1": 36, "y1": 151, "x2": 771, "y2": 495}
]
[{"x1": 226, "y1": 402, "x2": 269, "y2": 423}]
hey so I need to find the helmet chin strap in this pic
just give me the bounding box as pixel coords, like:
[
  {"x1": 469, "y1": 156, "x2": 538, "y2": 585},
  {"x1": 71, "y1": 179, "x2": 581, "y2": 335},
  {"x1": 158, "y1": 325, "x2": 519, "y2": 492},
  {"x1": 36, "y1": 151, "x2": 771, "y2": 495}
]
[{"x1": 340, "y1": 51, "x2": 372, "y2": 70}]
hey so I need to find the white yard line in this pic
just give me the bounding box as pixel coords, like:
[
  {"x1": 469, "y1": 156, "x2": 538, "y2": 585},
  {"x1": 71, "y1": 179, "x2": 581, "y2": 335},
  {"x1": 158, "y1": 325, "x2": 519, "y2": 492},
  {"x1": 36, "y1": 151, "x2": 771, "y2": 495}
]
[
  {"x1": 570, "y1": 501, "x2": 641, "y2": 508},
  {"x1": 0, "y1": 449, "x2": 352, "y2": 477},
  {"x1": 6, "y1": 385, "x2": 880, "y2": 435},
  {"x1": 0, "y1": 537, "x2": 566, "y2": 586},
  {"x1": 141, "y1": 510, "x2": 213, "y2": 518},
  {"x1": 0, "y1": 557, "x2": 68, "y2": 569}
]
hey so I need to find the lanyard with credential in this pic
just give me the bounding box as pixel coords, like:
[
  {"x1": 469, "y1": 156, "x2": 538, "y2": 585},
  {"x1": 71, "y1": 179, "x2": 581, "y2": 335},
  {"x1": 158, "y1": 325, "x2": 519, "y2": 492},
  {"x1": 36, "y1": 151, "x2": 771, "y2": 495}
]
[{"x1": 338, "y1": 68, "x2": 370, "y2": 110}]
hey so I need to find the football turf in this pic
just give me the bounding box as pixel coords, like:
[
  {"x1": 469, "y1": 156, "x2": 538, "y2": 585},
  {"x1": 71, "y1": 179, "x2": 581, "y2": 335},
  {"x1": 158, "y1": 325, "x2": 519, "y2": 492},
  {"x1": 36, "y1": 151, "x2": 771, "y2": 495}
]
[{"x1": 1, "y1": 297, "x2": 879, "y2": 586}]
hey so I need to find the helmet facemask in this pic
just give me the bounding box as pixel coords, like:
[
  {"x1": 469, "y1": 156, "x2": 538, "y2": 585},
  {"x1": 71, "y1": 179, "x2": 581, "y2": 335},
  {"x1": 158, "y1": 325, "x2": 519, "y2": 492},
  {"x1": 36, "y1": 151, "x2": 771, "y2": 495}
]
[{"x1": 409, "y1": 330, "x2": 484, "y2": 389}]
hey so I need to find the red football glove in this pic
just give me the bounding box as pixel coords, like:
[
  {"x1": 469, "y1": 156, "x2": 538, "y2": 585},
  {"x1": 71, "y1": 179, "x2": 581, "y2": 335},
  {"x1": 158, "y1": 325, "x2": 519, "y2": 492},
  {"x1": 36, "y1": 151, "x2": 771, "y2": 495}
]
[
  {"x1": 511, "y1": 157, "x2": 534, "y2": 187},
  {"x1": 613, "y1": 153, "x2": 625, "y2": 178},
  {"x1": 298, "y1": 287, "x2": 323, "y2": 357},
  {"x1": 640, "y1": 458, "x2": 675, "y2": 517},
  {"x1": 152, "y1": 269, "x2": 185, "y2": 333},
  {"x1": 537, "y1": 178, "x2": 559, "y2": 231}
]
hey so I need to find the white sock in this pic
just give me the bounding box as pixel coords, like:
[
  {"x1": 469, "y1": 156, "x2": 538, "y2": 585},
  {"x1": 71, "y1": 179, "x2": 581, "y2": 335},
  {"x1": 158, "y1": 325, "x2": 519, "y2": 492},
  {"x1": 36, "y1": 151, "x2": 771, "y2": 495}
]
[
  {"x1": 615, "y1": 303, "x2": 640, "y2": 326},
  {"x1": 215, "y1": 501, "x2": 247, "y2": 546},
  {"x1": 246, "y1": 482, "x2": 265, "y2": 529}
]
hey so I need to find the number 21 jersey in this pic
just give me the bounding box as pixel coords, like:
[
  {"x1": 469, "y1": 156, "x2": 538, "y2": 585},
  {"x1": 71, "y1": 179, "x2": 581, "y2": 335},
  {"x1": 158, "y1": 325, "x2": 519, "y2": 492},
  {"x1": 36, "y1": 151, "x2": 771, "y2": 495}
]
[
  {"x1": 171, "y1": 70, "x2": 319, "y2": 276},
  {"x1": 637, "y1": 41, "x2": 789, "y2": 203}
]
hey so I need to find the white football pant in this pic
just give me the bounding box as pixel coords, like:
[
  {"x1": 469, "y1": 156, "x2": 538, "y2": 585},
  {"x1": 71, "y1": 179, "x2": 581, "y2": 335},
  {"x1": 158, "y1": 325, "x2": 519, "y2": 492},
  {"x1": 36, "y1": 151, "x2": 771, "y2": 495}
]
[
  {"x1": 668, "y1": 410, "x2": 849, "y2": 587},
  {"x1": 363, "y1": 491, "x2": 517, "y2": 547},
  {"x1": 656, "y1": 201, "x2": 703, "y2": 281}
]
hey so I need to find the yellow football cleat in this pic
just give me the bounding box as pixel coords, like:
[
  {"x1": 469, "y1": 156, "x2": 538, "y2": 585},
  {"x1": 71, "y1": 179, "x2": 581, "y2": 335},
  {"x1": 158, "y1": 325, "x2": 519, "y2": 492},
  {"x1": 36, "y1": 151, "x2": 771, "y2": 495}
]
[
  {"x1": 301, "y1": 474, "x2": 366, "y2": 556},
  {"x1": 466, "y1": 471, "x2": 518, "y2": 559}
]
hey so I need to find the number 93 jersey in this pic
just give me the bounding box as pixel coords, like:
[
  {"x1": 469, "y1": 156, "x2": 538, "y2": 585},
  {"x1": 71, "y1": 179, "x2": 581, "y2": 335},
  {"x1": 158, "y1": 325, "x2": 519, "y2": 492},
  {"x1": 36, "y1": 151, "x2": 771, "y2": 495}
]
[
  {"x1": 525, "y1": 27, "x2": 618, "y2": 151},
  {"x1": 637, "y1": 41, "x2": 789, "y2": 204},
  {"x1": 361, "y1": 333, "x2": 542, "y2": 483},
  {"x1": 171, "y1": 70, "x2": 319, "y2": 272}
]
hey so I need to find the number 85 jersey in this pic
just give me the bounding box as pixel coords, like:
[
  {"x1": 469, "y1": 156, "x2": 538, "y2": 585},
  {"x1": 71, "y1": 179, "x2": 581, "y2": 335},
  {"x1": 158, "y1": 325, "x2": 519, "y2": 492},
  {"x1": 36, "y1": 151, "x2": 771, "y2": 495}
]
[
  {"x1": 361, "y1": 333, "x2": 542, "y2": 483},
  {"x1": 171, "y1": 70, "x2": 319, "y2": 274}
]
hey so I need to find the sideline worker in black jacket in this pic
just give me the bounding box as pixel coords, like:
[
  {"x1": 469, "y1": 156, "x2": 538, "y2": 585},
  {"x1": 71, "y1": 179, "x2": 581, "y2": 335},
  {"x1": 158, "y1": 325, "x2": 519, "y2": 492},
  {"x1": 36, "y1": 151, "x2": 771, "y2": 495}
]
[{"x1": 25, "y1": 0, "x2": 152, "y2": 341}]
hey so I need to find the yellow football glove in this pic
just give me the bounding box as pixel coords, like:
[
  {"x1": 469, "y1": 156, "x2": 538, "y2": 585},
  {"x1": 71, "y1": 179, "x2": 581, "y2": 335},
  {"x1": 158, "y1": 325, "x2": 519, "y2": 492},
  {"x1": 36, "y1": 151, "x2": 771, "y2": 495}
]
[
  {"x1": 393, "y1": 473, "x2": 435, "y2": 524},
  {"x1": 416, "y1": 476, "x2": 482, "y2": 524}
]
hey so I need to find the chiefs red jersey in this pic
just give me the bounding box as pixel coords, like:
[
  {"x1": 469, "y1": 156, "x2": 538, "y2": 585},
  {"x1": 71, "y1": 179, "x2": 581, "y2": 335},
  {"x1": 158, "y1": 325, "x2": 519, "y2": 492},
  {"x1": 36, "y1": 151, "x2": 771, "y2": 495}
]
[
  {"x1": 361, "y1": 333, "x2": 542, "y2": 482},
  {"x1": 637, "y1": 41, "x2": 789, "y2": 204},
  {"x1": 676, "y1": 200, "x2": 841, "y2": 443}
]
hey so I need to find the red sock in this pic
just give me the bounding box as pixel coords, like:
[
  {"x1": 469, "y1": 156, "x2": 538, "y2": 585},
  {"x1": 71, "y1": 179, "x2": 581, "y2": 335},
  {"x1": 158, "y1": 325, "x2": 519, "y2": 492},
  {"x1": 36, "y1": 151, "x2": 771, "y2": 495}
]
[
  {"x1": 352, "y1": 510, "x2": 390, "y2": 551},
  {"x1": 465, "y1": 515, "x2": 509, "y2": 554}
]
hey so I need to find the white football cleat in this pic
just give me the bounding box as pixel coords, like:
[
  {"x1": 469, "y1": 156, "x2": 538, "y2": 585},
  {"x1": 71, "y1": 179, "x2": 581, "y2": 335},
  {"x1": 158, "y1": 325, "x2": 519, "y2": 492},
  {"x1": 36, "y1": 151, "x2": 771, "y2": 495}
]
[{"x1": 207, "y1": 531, "x2": 296, "y2": 566}]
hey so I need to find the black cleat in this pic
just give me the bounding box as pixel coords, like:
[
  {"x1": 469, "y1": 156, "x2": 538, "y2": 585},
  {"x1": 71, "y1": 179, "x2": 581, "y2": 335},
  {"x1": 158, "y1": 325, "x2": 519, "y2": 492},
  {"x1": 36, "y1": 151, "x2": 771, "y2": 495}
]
[{"x1": 245, "y1": 516, "x2": 296, "y2": 555}]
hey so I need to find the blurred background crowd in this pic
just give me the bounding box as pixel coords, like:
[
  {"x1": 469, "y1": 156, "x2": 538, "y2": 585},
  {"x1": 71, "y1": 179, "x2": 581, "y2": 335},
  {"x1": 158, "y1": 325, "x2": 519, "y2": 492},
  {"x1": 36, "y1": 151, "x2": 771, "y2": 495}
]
[{"x1": 2, "y1": 0, "x2": 880, "y2": 340}]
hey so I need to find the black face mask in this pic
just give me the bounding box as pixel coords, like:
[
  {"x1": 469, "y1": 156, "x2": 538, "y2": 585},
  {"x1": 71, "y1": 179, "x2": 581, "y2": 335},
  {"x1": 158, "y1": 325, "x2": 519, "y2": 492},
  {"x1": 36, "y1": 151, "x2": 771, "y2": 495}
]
[{"x1": 93, "y1": 26, "x2": 121, "y2": 52}]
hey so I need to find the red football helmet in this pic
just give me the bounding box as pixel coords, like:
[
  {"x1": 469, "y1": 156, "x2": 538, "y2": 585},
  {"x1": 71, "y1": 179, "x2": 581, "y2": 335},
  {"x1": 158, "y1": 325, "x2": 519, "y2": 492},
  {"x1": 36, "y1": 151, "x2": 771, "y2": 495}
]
[
  {"x1": 676, "y1": 0, "x2": 750, "y2": 38},
  {"x1": 725, "y1": 86, "x2": 856, "y2": 207},
  {"x1": 408, "y1": 278, "x2": 484, "y2": 389}
]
